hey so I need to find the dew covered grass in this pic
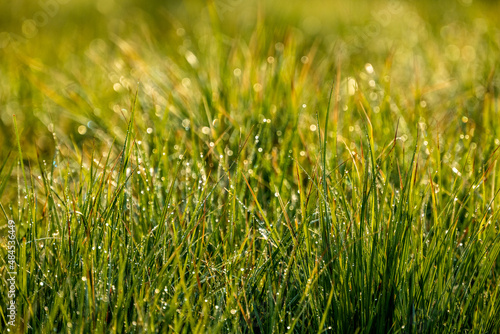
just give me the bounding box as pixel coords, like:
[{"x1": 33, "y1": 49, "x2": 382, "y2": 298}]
[{"x1": 1, "y1": 0, "x2": 500, "y2": 333}]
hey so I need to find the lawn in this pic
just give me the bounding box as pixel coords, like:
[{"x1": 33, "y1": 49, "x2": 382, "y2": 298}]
[{"x1": 1, "y1": 0, "x2": 500, "y2": 332}]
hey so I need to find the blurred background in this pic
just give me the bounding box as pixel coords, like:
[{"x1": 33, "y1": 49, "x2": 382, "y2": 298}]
[{"x1": 0, "y1": 0, "x2": 499, "y2": 162}]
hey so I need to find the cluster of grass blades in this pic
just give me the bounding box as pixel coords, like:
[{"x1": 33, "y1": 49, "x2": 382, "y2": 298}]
[
  {"x1": 1, "y1": 82, "x2": 500, "y2": 332},
  {"x1": 1, "y1": 0, "x2": 500, "y2": 333}
]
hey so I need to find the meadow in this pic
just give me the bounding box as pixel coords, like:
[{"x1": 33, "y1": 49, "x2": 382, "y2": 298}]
[{"x1": 1, "y1": 0, "x2": 500, "y2": 332}]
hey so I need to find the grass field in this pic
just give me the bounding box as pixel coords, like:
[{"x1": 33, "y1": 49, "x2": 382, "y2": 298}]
[{"x1": 1, "y1": 0, "x2": 500, "y2": 332}]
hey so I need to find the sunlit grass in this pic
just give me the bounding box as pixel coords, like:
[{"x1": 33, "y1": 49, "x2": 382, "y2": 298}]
[{"x1": 1, "y1": 0, "x2": 500, "y2": 333}]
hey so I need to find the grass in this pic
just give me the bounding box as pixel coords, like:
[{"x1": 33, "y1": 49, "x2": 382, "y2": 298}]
[{"x1": 1, "y1": 0, "x2": 500, "y2": 332}]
